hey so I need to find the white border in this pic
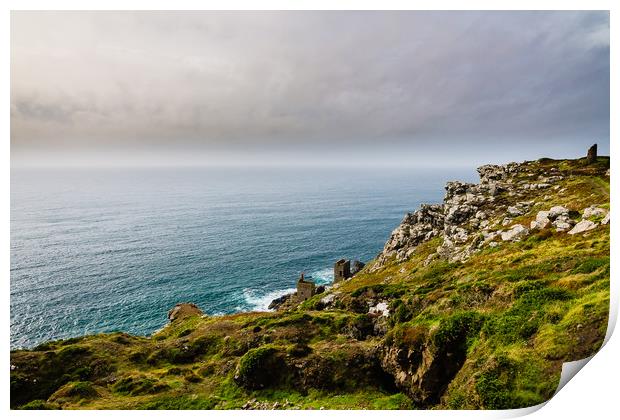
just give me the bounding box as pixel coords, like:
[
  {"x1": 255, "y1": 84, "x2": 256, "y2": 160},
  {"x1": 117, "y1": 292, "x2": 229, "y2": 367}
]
[{"x1": 2, "y1": 2, "x2": 616, "y2": 420}]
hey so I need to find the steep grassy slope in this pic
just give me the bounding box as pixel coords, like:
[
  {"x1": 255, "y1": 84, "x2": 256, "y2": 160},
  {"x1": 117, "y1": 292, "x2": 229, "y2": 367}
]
[{"x1": 10, "y1": 156, "x2": 610, "y2": 410}]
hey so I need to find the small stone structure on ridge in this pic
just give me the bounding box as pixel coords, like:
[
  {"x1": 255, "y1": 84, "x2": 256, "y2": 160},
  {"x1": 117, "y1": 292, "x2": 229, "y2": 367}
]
[
  {"x1": 334, "y1": 259, "x2": 351, "y2": 282},
  {"x1": 587, "y1": 143, "x2": 598, "y2": 164},
  {"x1": 296, "y1": 273, "x2": 316, "y2": 302},
  {"x1": 334, "y1": 258, "x2": 365, "y2": 282}
]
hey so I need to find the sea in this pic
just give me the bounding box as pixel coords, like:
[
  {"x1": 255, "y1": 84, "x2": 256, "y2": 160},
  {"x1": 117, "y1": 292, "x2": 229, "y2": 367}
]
[{"x1": 10, "y1": 166, "x2": 476, "y2": 349}]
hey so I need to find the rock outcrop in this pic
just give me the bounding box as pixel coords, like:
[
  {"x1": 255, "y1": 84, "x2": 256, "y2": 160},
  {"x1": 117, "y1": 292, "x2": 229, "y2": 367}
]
[
  {"x1": 583, "y1": 206, "x2": 607, "y2": 219},
  {"x1": 234, "y1": 344, "x2": 391, "y2": 394},
  {"x1": 568, "y1": 220, "x2": 598, "y2": 235},
  {"x1": 167, "y1": 303, "x2": 203, "y2": 322},
  {"x1": 372, "y1": 162, "x2": 525, "y2": 267},
  {"x1": 500, "y1": 224, "x2": 529, "y2": 242},
  {"x1": 530, "y1": 211, "x2": 550, "y2": 230},
  {"x1": 373, "y1": 204, "x2": 444, "y2": 267},
  {"x1": 371, "y1": 158, "x2": 607, "y2": 270},
  {"x1": 380, "y1": 314, "x2": 483, "y2": 406},
  {"x1": 268, "y1": 293, "x2": 294, "y2": 310},
  {"x1": 602, "y1": 213, "x2": 610, "y2": 225}
]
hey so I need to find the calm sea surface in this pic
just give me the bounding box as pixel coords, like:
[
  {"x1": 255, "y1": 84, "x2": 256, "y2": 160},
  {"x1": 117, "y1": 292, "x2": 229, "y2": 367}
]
[{"x1": 10, "y1": 166, "x2": 475, "y2": 349}]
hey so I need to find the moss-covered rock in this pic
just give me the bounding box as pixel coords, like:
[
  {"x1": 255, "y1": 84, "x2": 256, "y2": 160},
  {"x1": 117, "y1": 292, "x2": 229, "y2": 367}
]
[{"x1": 233, "y1": 345, "x2": 286, "y2": 390}]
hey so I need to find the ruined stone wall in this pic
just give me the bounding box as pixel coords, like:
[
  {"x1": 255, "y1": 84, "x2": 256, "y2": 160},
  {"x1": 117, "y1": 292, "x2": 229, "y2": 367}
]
[
  {"x1": 334, "y1": 259, "x2": 351, "y2": 282},
  {"x1": 296, "y1": 280, "x2": 315, "y2": 302}
]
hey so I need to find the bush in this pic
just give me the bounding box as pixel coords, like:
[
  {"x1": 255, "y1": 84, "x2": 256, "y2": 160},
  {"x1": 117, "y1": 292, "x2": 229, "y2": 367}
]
[
  {"x1": 50, "y1": 381, "x2": 99, "y2": 400},
  {"x1": 128, "y1": 349, "x2": 148, "y2": 363},
  {"x1": 476, "y1": 355, "x2": 519, "y2": 409},
  {"x1": 350, "y1": 284, "x2": 406, "y2": 299},
  {"x1": 482, "y1": 287, "x2": 573, "y2": 344},
  {"x1": 20, "y1": 399, "x2": 53, "y2": 410},
  {"x1": 66, "y1": 381, "x2": 98, "y2": 398},
  {"x1": 112, "y1": 375, "x2": 169, "y2": 396},
  {"x1": 432, "y1": 311, "x2": 485, "y2": 351},
  {"x1": 10, "y1": 344, "x2": 113, "y2": 408},
  {"x1": 385, "y1": 324, "x2": 428, "y2": 349},
  {"x1": 390, "y1": 299, "x2": 413, "y2": 325},
  {"x1": 197, "y1": 363, "x2": 216, "y2": 377},
  {"x1": 513, "y1": 280, "x2": 546, "y2": 298},
  {"x1": 571, "y1": 257, "x2": 609, "y2": 274},
  {"x1": 146, "y1": 335, "x2": 220, "y2": 365},
  {"x1": 351, "y1": 285, "x2": 376, "y2": 298},
  {"x1": 165, "y1": 367, "x2": 185, "y2": 375},
  {"x1": 475, "y1": 354, "x2": 546, "y2": 409},
  {"x1": 56, "y1": 345, "x2": 91, "y2": 362},
  {"x1": 372, "y1": 393, "x2": 415, "y2": 409},
  {"x1": 343, "y1": 314, "x2": 375, "y2": 340},
  {"x1": 518, "y1": 288, "x2": 572, "y2": 306},
  {"x1": 234, "y1": 345, "x2": 286, "y2": 390},
  {"x1": 421, "y1": 261, "x2": 462, "y2": 281},
  {"x1": 33, "y1": 342, "x2": 53, "y2": 351}
]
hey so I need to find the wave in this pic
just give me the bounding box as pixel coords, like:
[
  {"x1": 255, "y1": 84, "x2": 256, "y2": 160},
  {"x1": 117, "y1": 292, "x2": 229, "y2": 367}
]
[
  {"x1": 241, "y1": 287, "x2": 297, "y2": 312},
  {"x1": 309, "y1": 267, "x2": 334, "y2": 285},
  {"x1": 241, "y1": 266, "x2": 333, "y2": 312}
]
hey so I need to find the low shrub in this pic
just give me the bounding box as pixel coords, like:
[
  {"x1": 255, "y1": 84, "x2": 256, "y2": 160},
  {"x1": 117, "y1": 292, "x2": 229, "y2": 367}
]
[
  {"x1": 475, "y1": 354, "x2": 548, "y2": 409},
  {"x1": 234, "y1": 345, "x2": 286, "y2": 390},
  {"x1": 432, "y1": 311, "x2": 485, "y2": 351},
  {"x1": 343, "y1": 314, "x2": 375, "y2": 340},
  {"x1": 20, "y1": 399, "x2": 53, "y2": 410},
  {"x1": 50, "y1": 381, "x2": 99, "y2": 401},
  {"x1": 138, "y1": 395, "x2": 219, "y2": 410},
  {"x1": 146, "y1": 335, "x2": 220, "y2": 365},
  {"x1": 390, "y1": 299, "x2": 414, "y2": 325},
  {"x1": 571, "y1": 257, "x2": 609, "y2": 274},
  {"x1": 482, "y1": 287, "x2": 573, "y2": 344},
  {"x1": 111, "y1": 375, "x2": 169, "y2": 396}
]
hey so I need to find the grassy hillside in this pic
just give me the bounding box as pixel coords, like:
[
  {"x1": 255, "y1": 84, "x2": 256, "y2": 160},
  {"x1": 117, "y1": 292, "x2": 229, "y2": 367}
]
[{"x1": 10, "y1": 156, "x2": 610, "y2": 410}]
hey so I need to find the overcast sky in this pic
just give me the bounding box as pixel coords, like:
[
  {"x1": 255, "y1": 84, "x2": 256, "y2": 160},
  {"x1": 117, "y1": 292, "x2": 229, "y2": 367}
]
[{"x1": 11, "y1": 11, "x2": 609, "y2": 167}]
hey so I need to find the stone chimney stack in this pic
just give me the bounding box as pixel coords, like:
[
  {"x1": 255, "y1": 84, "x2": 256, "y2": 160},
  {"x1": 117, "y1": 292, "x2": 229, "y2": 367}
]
[{"x1": 587, "y1": 144, "x2": 597, "y2": 164}]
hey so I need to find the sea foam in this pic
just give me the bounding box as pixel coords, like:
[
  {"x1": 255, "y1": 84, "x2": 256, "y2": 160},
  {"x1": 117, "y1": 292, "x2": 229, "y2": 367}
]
[{"x1": 242, "y1": 287, "x2": 297, "y2": 312}]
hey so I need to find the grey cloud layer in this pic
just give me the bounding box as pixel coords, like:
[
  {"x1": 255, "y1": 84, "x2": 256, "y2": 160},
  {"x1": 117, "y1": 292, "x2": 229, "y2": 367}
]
[{"x1": 11, "y1": 11, "x2": 609, "y2": 160}]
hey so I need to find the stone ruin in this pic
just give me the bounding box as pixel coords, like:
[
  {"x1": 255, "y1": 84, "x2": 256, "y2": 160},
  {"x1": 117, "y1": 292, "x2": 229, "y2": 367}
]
[
  {"x1": 296, "y1": 273, "x2": 316, "y2": 302},
  {"x1": 334, "y1": 258, "x2": 365, "y2": 282},
  {"x1": 587, "y1": 143, "x2": 598, "y2": 164},
  {"x1": 334, "y1": 259, "x2": 351, "y2": 282}
]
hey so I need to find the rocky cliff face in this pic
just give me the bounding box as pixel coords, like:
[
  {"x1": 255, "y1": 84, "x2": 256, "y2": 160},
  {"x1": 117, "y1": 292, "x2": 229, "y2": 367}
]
[
  {"x1": 373, "y1": 204, "x2": 444, "y2": 266},
  {"x1": 371, "y1": 159, "x2": 607, "y2": 271}
]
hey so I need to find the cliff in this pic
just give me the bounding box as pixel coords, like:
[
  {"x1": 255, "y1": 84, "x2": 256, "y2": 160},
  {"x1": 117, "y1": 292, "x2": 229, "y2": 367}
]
[{"x1": 10, "y1": 154, "x2": 610, "y2": 410}]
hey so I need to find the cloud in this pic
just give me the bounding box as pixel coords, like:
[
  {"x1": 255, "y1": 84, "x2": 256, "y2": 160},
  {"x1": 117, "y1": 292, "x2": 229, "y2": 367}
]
[{"x1": 10, "y1": 11, "x2": 609, "y2": 165}]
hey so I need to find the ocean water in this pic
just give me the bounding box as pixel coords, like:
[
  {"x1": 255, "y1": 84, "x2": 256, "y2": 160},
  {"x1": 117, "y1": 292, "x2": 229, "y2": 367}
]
[{"x1": 10, "y1": 166, "x2": 475, "y2": 349}]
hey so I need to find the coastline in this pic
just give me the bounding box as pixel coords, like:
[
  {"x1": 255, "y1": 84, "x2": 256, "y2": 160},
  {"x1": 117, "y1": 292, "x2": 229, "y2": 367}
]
[{"x1": 10, "y1": 154, "x2": 611, "y2": 410}]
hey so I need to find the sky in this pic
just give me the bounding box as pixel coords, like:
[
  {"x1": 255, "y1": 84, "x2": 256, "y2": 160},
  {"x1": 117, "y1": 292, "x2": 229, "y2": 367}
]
[{"x1": 10, "y1": 11, "x2": 610, "y2": 168}]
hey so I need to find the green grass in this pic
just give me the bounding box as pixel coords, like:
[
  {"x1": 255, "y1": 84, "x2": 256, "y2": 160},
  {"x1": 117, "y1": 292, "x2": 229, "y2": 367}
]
[
  {"x1": 10, "y1": 157, "x2": 609, "y2": 410},
  {"x1": 138, "y1": 395, "x2": 219, "y2": 409}
]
